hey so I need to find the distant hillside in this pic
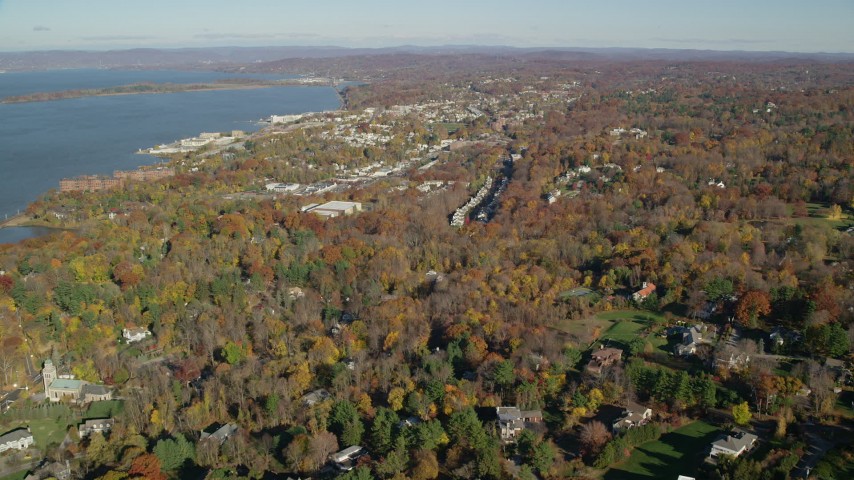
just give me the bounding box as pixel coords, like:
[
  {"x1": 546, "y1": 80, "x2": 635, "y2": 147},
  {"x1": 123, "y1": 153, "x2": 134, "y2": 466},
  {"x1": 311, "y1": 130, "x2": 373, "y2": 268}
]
[{"x1": 2, "y1": 45, "x2": 853, "y2": 72}]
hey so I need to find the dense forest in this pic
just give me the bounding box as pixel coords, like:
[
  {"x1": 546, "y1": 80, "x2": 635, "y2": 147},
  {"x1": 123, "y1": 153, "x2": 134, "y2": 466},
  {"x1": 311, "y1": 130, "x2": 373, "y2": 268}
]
[{"x1": 1, "y1": 54, "x2": 853, "y2": 480}]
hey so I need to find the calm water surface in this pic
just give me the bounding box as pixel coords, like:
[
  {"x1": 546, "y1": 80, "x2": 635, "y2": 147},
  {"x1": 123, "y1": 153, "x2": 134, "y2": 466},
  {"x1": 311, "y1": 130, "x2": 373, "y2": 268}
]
[
  {"x1": 0, "y1": 226, "x2": 67, "y2": 245},
  {"x1": 0, "y1": 69, "x2": 341, "y2": 240}
]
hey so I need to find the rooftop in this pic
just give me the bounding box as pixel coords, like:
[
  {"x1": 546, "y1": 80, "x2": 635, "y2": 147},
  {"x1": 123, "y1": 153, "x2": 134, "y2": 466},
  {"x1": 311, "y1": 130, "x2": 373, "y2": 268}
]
[
  {"x1": 712, "y1": 431, "x2": 757, "y2": 452},
  {"x1": 314, "y1": 200, "x2": 362, "y2": 211},
  {"x1": 0, "y1": 428, "x2": 33, "y2": 443},
  {"x1": 50, "y1": 379, "x2": 83, "y2": 390}
]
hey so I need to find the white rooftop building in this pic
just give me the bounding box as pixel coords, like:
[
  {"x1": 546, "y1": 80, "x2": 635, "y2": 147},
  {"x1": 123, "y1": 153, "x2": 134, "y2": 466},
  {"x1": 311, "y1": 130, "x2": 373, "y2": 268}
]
[{"x1": 302, "y1": 201, "x2": 362, "y2": 218}]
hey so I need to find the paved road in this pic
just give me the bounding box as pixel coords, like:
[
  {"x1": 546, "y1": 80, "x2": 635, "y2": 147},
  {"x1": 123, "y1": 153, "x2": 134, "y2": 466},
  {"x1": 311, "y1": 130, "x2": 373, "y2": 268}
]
[{"x1": 792, "y1": 422, "x2": 852, "y2": 478}]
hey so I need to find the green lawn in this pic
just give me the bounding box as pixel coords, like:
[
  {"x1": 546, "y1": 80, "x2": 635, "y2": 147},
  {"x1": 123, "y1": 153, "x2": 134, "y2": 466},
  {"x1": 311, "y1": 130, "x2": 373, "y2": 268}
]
[
  {"x1": 4, "y1": 417, "x2": 67, "y2": 449},
  {"x1": 559, "y1": 287, "x2": 599, "y2": 301},
  {"x1": 605, "y1": 421, "x2": 721, "y2": 480},
  {"x1": 814, "y1": 444, "x2": 854, "y2": 479},
  {"x1": 602, "y1": 320, "x2": 646, "y2": 341},
  {"x1": 554, "y1": 310, "x2": 670, "y2": 351},
  {"x1": 437, "y1": 122, "x2": 465, "y2": 134},
  {"x1": 553, "y1": 317, "x2": 613, "y2": 339},
  {"x1": 84, "y1": 400, "x2": 124, "y2": 419},
  {"x1": 596, "y1": 310, "x2": 666, "y2": 324},
  {"x1": 779, "y1": 202, "x2": 853, "y2": 231},
  {"x1": 0, "y1": 470, "x2": 29, "y2": 480},
  {"x1": 835, "y1": 390, "x2": 854, "y2": 419}
]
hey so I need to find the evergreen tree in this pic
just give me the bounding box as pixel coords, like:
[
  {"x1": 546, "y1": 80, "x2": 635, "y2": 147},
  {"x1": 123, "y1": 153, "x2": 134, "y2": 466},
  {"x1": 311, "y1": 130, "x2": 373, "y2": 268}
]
[
  {"x1": 370, "y1": 407, "x2": 399, "y2": 455},
  {"x1": 153, "y1": 433, "x2": 195, "y2": 471},
  {"x1": 330, "y1": 400, "x2": 365, "y2": 447}
]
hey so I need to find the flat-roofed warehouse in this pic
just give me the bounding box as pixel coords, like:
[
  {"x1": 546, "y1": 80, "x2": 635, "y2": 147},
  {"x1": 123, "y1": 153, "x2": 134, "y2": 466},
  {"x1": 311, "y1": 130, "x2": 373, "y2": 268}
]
[{"x1": 303, "y1": 201, "x2": 362, "y2": 218}]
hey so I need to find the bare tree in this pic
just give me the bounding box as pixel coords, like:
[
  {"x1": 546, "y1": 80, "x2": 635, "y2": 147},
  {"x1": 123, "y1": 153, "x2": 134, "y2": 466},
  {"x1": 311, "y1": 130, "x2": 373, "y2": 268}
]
[
  {"x1": 808, "y1": 363, "x2": 836, "y2": 417},
  {"x1": 579, "y1": 420, "x2": 611, "y2": 455},
  {"x1": 308, "y1": 431, "x2": 338, "y2": 471},
  {"x1": 0, "y1": 348, "x2": 17, "y2": 386}
]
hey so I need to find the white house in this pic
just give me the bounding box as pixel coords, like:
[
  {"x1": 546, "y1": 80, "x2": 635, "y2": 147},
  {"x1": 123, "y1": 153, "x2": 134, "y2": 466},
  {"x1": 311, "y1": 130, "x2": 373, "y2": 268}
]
[
  {"x1": 714, "y1": 352, "x2": 751, "y2": 371},
  {"x1": 123, "y1": 327, "x2": 152, "y2": 343},
  {"x1": 0, "y1": 428, "x2": 34, "y2": 452},
  {"x1": 79, "y1": 418, "x2": 114, "y2": 436},
  {"x1": 709, "y1": 431, "x2": 757, "y2": 459},
  {"x1": 612, "y1": 402, "x2": 653, "y2": 431},
  {"x1": 330, "y1": 445, "x2": 365, "y2": 471}
]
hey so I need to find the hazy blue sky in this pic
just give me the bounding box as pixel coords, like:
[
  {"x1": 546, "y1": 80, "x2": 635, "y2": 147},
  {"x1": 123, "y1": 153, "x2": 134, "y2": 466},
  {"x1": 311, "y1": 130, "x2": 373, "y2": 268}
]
[{"x1": 0, "y1": 0, "x2": 851, "y2": 53}]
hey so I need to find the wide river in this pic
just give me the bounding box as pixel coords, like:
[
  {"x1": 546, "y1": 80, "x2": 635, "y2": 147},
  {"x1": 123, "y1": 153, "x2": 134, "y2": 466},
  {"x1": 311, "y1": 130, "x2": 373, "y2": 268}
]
[{"x1": 0, "y1": 69, "x2": 342, "y2": 243}]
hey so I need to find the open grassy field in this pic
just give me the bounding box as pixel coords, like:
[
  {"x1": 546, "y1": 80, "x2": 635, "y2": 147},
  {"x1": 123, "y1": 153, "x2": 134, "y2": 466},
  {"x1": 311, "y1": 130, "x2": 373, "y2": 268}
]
[
  {"x1": 554, "y1": 310, "x2": 669, "y2": 351},
  {"x1": 604, "y1": 420, "x2": 721, "y2": 480},
  {"x1": 437, "y1": 122, "x2": 465, "y2": 134},
  {"x1": 0, "y1": 470, "x2": 29, "y2": 480},
  {"x1": 596, "y1": 310, "x2": 667, "y2": 324},
  {"x1": 84, "y1": 400, "x2": 124, "y2": 419},
  {"x1": 835, "y1": 390, "x2": 854, "y2": 419},
  {"x1": 774, "y1": 202, "x2": 854, "y2": 231},
  {"x1": 4, "y1": 417, "x2": 67, "y2": 448}
]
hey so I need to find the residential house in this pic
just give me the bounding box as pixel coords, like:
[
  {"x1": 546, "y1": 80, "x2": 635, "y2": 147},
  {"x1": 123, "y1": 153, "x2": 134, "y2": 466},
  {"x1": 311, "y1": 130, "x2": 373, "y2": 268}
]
[
  {"x1": 709, "y1": 431, "x2": 757, "y2": 459},
  {"x1": 496, "y1": 406, "x2": 544, "y2": 441},
  {"x1": 612, "y1": 402, "x2": 653, "y2": 432},
  {"x1": 586, "y1": 347, "x2": 623, "y2": 375},
  {"x1": 79, "y1": 418, "x2": 114, "y2": 437},
  {"x1": 675, "y1": 324, "x2": 714, "y2": 356},
  {"x1": 398, "y1": 417, "x2": 421, "y2": 429},
  {"x1": 769, "y1": 327, "x2": 785, "y2": 347},
  {"x1": 122, "y1": 327, "x2": 152, "y2": 343},
  {"x1": 301, "y1": 389, "x2": 331, "y2": 407},
  {"x1": 714, "y1": 351, "x2": 751, "y2": 371},
  {"x1": 0, "y1": 428, "x2": 34, "y2": 453},
  {"x1": 632, "y1": 282, "x2": 656, "y2": 302},
  {"x1": 330, "y1": 445, "x2": 365, "y2": 471},
  {"x1": 769, "y1": 326, "x2": 801, "y2": 349},
  {"x1": 697, "y1": 302, "x2": 717, "y2": 320},
  {"x1": 200, "y1": 423, "x2": 239, "y2": 445}
]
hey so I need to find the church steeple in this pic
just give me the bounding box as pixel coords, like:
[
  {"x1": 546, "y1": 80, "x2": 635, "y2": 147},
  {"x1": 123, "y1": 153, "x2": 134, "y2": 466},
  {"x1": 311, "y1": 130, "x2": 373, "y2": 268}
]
[{"x1": 42, "y1": 359, "x2": 56, "y2": 395}]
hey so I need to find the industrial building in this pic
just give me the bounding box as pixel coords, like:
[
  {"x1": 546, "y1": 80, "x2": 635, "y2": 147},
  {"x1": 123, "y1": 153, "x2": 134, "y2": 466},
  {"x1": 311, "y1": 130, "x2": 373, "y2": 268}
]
[{"x1": 302, "y1": 201, "x2": 362, "y2": 218}]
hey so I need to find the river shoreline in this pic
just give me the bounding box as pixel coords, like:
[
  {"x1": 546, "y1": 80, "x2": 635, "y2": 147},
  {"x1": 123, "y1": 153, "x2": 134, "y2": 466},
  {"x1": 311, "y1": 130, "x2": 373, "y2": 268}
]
[
  {"x1": 0, "y1": 213, "x2": 32, "y2": 228},
  {"x1": 0, "y1": 213, "x2": 69, "y2": 230},
  {"x1": 0, "y1": 69, "x2": 346, "y2": 240},
  {"x1": 1, "y1": 81, "x2": 336, "y2": 104}
]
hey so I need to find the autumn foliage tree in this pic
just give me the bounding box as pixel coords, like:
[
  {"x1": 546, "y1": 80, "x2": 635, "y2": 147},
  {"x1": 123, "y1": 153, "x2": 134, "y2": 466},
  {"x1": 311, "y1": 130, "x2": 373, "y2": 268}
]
[
  {"x1": 128, "y1": 453, "x2": 166, "y2": 480},
  {"x1": 735, "y1": 291, "x2": 771, "y2": 328}
]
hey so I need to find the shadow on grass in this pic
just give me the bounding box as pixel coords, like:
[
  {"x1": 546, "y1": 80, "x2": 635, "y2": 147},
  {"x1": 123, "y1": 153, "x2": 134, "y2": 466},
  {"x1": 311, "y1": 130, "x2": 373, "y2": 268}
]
[{"x1": 604, "y1": 425, "x2": 721, "y2": 480}]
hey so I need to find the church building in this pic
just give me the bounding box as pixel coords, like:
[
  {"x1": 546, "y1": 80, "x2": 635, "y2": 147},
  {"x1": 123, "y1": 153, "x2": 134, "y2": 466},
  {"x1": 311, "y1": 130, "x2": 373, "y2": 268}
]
[{"x1": 42, "y1": 359, "x2": 112, "y2": 403}]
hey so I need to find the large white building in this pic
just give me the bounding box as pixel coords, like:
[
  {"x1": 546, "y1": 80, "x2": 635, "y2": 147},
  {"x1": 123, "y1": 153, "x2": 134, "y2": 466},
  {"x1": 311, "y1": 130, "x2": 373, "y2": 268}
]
[
  {"x1": 0, "y1": 428, "x2": 34, "y2": 452},
  {"x1": 122, "y1": 327, "x2": 152, "y2": 343},
  {"x1": 302, "y1": 201, "x2": 362, "y2": 218}
]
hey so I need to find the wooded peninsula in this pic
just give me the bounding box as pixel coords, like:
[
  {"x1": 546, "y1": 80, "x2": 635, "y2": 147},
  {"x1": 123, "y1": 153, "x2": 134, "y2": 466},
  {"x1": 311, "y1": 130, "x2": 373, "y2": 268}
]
[{"x1": 1, "y1": 78, "x2": 335, "y2": 104}]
